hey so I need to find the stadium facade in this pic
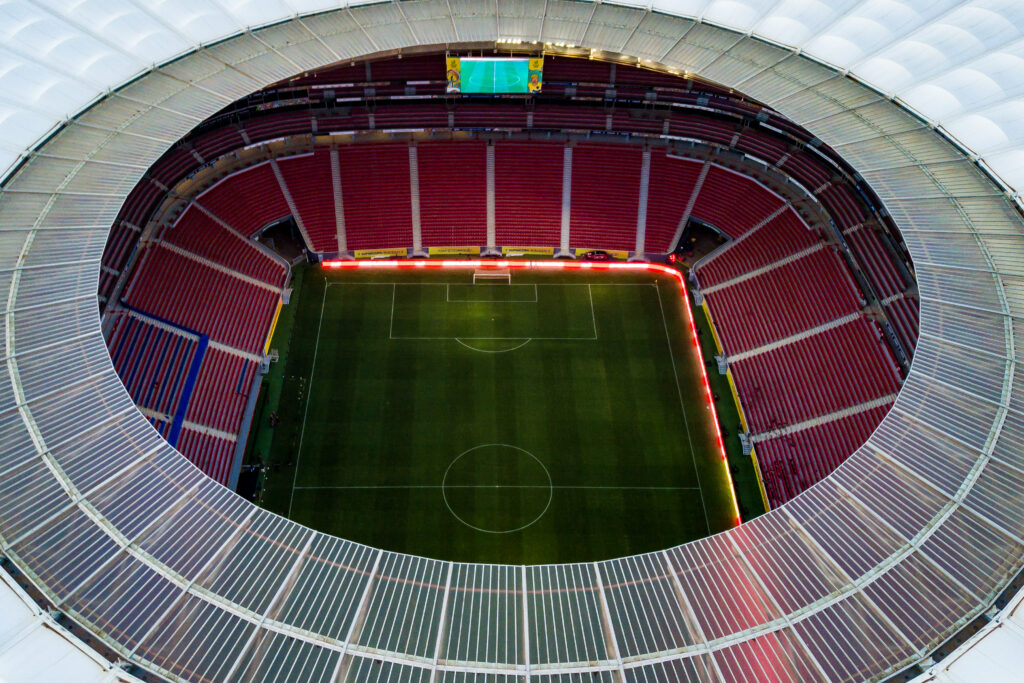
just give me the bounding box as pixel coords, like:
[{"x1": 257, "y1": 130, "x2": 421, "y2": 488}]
[{"x1": 1, "y1": 1, "x2": 1024, "y2": 681}]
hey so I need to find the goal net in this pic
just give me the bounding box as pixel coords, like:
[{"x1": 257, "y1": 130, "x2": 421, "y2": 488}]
[{"x1": 473, "y1": 268, "x2": 511, "y2": 285}]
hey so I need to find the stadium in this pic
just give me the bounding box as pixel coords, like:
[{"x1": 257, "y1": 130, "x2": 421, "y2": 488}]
[{"x1": 1, "y1": 1, "x2": 1023, "y2": 681}]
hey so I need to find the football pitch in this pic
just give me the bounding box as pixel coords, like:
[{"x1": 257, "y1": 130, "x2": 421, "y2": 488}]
[{"x1": 259, "y1": 265, "x2": 738, "y2": 564}]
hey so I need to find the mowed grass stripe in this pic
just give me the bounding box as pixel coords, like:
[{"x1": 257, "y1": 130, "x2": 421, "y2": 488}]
[{"x1": 272, "y1": 267, "x2": 734, "y2": 564}]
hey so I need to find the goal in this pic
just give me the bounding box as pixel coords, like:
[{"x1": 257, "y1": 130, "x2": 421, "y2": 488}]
[{"x1": 473, "y1": 268, "x2": 511, "y2": 285}]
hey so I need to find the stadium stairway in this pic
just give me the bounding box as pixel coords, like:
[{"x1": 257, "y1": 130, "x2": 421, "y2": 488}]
[
  {"x1": 270, "y1": 158, "x2": 314, "y2": 251},
  {"x1": 157, "y1": 242, "x2": 282, "y2": 294},
  {"x1": 727, "y1": 310, "x2": 863, "y2": 362},
  {"x1": 408, "y1": 143, "x2": 423, "y2": 253},
  {"x1": 634, "y1": 148, "x2": 652, "y2": 255},
  {"x1": 329, "y1": 147, "x2": 346, "y2": 252},
  {"x1": 750, "y1": 393, "x2": 899, "y2": 443},
  {"x1": 668, "y1": 157, "x2": 712, "y2": 251},
  {"x1": 701, "y1": 242, "x2": 826, "y2": 295}
]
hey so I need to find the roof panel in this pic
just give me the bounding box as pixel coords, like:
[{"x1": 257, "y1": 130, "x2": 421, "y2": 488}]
[{"x1": 0, "y1": 4, "x2": 1022, "y2": 679}]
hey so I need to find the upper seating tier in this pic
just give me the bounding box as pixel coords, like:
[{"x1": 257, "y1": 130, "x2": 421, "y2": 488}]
[
  {"x1": 690, "y1": 166, "x2": 785, "y2": 240},
  {"x1": 123, "y1": 245, "x2": 279, "y2": 355}
]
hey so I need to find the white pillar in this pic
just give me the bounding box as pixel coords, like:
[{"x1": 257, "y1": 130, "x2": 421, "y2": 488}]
[
  {"x1": 486, "y1": 143, "x2": 496, "y2": 253},
  {"x1": 409, "y1": 143, "x2": 423, "y2": 255},
  {"x1": 634, "y1": 148, "x2": 651, "y2": 257},
  {"x1": 559, "y1": 145, "x2": 573, "y2": 256}
]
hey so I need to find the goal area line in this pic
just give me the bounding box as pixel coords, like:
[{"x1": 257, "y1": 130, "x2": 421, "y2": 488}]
[
  {"x1": 445, "y1": 282, "x2": 538, "y2": 303},
  {"x1": 388, "y1": 282, "x2": 597, "y2": 340}
]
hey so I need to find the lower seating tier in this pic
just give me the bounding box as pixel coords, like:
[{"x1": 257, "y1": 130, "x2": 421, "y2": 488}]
[
  {"x1": 107, "y1": 313, "x2": 202, "y2": 420},
  {"x1": 885, "y1": 295, "x2": 920, "y2": 356},
  {"x1": 123, "y1": 244, "x2": 279, "y2": 355},
  {"x1": 494, "y1": 141, "x2": 562, "y2": 247},
  {"x1": 176, "y1": 428, "x2": 238, "y2": 486},
  {"x1": 569, "y1": 143, "x2": 641, "y2": 251},
  {"x1": 698, "y1": 209, "x2": 822, "y2": 287},
  {"x1": 755, "y1": 404, "x2": 893, "y2": 507},
  {"x1": 730, "y1": 317, "x2": 901, "y2": 433},
  {"x1": 184, "y1": 348, "x2": 259, "y2": 435},
  {"x1": 164, "y1": 206, "x2": 286, "y2": 287},
  {"x1": 690, "y1": 166, "x2": 784, "y2": 240},
  {"x1": 277, "y1": 151, "x2": 338, "y2": 253},
  {"x1": 338, "y1": 143, "x2": 414, "y2": 250},
  {"x1": 644, "y1": 151, "x2": 703, "y2": 253},
  {"x1": 197, "y1": 162, "x2": 291, "y2": 238},
  {"x1": 703, "y1": 248, "x2": 863, "y2": 355},
  {"x1": 418, "y1": 141, "x2": 488, "y2": 247}
]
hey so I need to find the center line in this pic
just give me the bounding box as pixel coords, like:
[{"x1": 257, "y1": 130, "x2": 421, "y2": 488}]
[{"x1": 294, "y1": 485, "x2": 702, "y2": 490}]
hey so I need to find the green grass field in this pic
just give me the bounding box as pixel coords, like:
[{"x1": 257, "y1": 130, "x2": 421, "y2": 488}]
[{"x1": 256, "y1": 265, "x2": 740, "y2": 564}]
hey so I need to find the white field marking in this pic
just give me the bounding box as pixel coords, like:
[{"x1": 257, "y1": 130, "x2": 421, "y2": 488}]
[
  {"x1": 587, "y1": 283, "x2": 598, "y2": 339},
  {"x1": 325, "y1": 282, "x2": 655, "y2": 286},
  {"x1": 395, "y1": 335, "x2": 591, "y2": 340},
  {"x1": 655, "y1": 281, "x2": 712, "y2": 536},
  {"x1": 287, "y1": 280, "x2": 328, "y2": 518},
  {"x1": 294, "y1": 485, "x2": 703, "y2": 490},
  {"x1": 388, "y1": 282, "x2": 396, "y2": 340},
  {"x1": 445, "y1": 282, "x2": 539, "y2": 303},
  {"x1": 454, "y1": 338, "x2": 532, "y2": 353},
  {"x1": 440, "y1": 443, "x2": 553, "y2": 534}
]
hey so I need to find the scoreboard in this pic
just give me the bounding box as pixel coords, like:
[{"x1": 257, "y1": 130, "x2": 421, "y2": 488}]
[{"x1": 446, "y1": 57, "x2": 543, "y2": 94}]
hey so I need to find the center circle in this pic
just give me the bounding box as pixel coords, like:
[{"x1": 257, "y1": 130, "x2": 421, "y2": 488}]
[{"x1": 442, "y1": 443, "x2": 552, "y2": 534}]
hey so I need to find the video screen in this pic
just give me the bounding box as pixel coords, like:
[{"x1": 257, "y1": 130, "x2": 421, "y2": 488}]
[{"x1": 446, "y1": 57, "x2": 543, "y2": 94}]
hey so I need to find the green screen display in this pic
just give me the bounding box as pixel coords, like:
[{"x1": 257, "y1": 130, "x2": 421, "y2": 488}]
[{"x1": 447, "y1": 57, "x2": 543, "y2": 94}]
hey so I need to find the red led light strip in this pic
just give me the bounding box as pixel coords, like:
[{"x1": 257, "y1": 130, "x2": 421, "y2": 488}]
[{"x1": 321, "y1": 259, "x2": 742, "y2": 526}]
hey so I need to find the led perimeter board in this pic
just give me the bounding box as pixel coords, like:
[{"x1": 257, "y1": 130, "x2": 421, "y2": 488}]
[{"x1": 446, "y1": 56, "x2": 543, "y2": 94}]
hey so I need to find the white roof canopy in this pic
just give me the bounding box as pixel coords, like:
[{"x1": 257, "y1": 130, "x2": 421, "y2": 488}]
[
  {"x1": 0, "y1": 0, "x2": 1021, "y2": 197},
  {"x1": 1, "y1": 2, "x2": 1024, "y2": 681}
]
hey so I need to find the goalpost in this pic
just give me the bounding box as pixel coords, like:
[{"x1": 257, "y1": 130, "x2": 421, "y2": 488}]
[{"x1": 472, "y1": 268, "x2": 511, "y2": 285}]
